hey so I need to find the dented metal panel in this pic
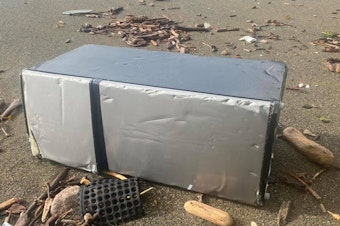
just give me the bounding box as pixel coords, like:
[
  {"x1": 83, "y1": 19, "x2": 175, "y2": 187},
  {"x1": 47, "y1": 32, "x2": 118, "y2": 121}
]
[
  {"x1": 100, "y1": 81, "x2": 271, "y2": 205},
  {"x1": 22, "y1": 70, "x2": 97, "y2": 172}
]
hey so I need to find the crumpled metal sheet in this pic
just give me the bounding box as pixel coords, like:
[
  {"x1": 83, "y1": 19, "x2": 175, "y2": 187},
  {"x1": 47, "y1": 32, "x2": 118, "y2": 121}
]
[{"x1": 22, "y1": 45, "x2": 287, "y2": 205}]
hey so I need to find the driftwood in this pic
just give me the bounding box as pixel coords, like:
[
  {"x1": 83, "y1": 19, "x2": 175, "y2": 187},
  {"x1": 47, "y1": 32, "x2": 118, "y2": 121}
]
[
  {"x1": 0, "y1": 197, "x2": 22, "y2": 211},
  {"x1": 283, "y1": 127, "x2": 334, "y2": 167},
  {"x1": 184, "y1": 200, "x2": 233, "y2": 226},
  {"x1": 216, "y1": 28, "x2": 240, "y2": 32},
  {"x1": 104, "y1": 171, "x2": 127, "y2": 180}
]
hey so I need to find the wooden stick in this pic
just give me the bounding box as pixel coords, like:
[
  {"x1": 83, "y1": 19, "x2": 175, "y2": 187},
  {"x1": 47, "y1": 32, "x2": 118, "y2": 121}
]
[
  {"x1": 319, "y1": 203, "x2": 327, "y2": 213},
  {"x1": 26, "y1": 168, "x2": 69, "y2": 215},
  {"x1": 184, "y1": 200, "x2": 233, "y2": 226},
  {"x1": 1, "y1": 126, "x2": 11, "y2": 137},
  {"x1": 0, "y1": 197, "x2": 21, "y2": 211},
  {"x1": 44, "y1": 214, "x2": 58, "y2": 226},
  {"x1": 0, "y1": 99, "x2": 22, "y2": 121},
  {"x1": 288, "y1": 172, "x2": 321, "y2": 200},
  {"x1": 103, "y1": 171, "x2": 127, "y2": 180},
  {"x1": 216, "y1": 28, "x2": 240, "y2": 32},
  {"x1": 28, "y1": 209, "x2": 42, "y2": 226},
  {"x1": 174, "y1": 25, "x2": 210, "y2": 32},
  {"x1": 312, "y1": 169, "x2": 327, "y2": 180},
  {"x1": 140, "y1": 187, "x2": 155, "y2": 195}
]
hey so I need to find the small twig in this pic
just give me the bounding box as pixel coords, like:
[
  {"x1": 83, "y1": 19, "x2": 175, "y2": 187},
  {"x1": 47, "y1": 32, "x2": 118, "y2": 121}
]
[
  {"x1": 174, "y1": 25, "x2": 209, "y2": 32},
  {"x1": 320, "y1": 203, "x2": 327, "y2": 213},
  {"x1": 26, "y1": 168, "x2": 69, "y2": 214},
  {"x1": 1, "y1": 126, "x2": 11, "y2": 137},
  {"x1": 202, "y1": 42, "x2": 218, "y2": 52},
  {"x1": 288, "y1": 172, "x2": 321, "y2": 200},
  {"x1": 55, "y1": 208, "x2": 73, "y2": 225},
  {"x1": 44, "y1": 214, "x2": 58, "y2": 226},
  {"x1": 312, "y1": 169, "x2": 327, "y2": 180},
  {"x1": 28, "y1": 209, "x2": 42, "y2": 226},
  {"x1": 140, "y1": 187, "x2": 155, "y2": 195},
  {"x1": 216, "y1": 28, "x2": 240, "y2": 32},
  {"x1": 0, "y1": 99, "x2": 22, "y2": 121},
  {"x1": 285, "y1": 87, "x2": 307, "y2": 93},
  {"x1": 103, "y1": 171, "x2": 127, "y2": 180}
]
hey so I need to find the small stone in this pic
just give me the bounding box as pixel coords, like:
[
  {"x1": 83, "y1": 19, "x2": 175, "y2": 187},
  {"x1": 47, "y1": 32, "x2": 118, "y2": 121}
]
[
  {"x1": 50, "y1": 186, "x2": 80, "y2": 215},
  {"x1": 298, "y1": 82, "x2": 305, "y2": 88},
  {"x1": 203, "y1": 22, "x2": 211, "y2": 29}
]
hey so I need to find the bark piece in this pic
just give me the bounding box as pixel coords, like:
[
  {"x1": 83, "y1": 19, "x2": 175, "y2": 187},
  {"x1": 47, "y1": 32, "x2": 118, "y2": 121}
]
[
  {"x1": 277, "y1": 201, "x2": 291, "y2": 226},
  {"x1": 0, "y1": 198, "x2": 21, "y2": 211}
]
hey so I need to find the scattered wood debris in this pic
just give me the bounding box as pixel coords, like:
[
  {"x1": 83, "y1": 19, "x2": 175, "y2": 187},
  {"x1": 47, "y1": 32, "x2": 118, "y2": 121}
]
[
  {"x1": 288, "y1": 172, "x2": 321, "y2": 200},
  {"x1": 77, "y1": 15, "x2": 209, "y2": 53}
]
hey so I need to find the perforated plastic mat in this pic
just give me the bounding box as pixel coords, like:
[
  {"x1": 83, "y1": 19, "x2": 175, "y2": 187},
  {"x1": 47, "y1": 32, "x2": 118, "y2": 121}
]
[{"x1": 79, "y1": 177, "x2": 144, "y2": 225}]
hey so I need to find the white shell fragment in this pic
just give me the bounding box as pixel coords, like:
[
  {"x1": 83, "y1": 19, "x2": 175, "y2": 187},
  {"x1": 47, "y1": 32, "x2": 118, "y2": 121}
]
[{"x1": 239, "y1": 36, "x2": 257, "y2": 43}]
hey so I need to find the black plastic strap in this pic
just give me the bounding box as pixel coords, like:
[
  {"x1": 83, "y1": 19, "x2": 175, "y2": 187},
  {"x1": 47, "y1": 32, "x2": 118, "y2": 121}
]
[{"x1": 90, "y1": 79, "x2": 109, "y2": 172}]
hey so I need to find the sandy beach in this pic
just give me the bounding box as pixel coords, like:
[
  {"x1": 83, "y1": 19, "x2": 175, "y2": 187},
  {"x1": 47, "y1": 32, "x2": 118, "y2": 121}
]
[{"x1": 0, "y1": 0, "x2": 339, "y2": 225}]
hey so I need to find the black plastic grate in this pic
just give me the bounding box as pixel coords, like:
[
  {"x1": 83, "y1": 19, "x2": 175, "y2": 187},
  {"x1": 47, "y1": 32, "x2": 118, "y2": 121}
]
[{"x1": 79, "y1": 177, "x2": 143, "y2": 225}]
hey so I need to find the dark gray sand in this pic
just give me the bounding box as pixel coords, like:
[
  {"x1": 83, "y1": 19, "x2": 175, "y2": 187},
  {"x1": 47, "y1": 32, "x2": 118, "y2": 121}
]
[{"x1": 0, "y1": 0, "x2": 339, "y2": 225}]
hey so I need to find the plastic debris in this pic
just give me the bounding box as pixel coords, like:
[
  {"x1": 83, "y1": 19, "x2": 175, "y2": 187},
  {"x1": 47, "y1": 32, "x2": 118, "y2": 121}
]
[{"x1": 239, "y1": 36, "x2": 257, "y2": 43}]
